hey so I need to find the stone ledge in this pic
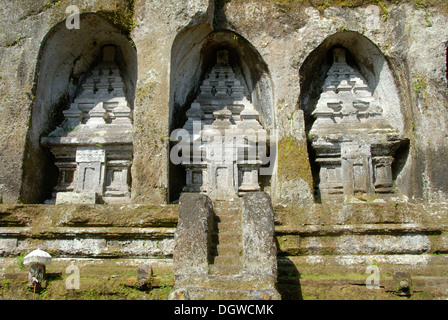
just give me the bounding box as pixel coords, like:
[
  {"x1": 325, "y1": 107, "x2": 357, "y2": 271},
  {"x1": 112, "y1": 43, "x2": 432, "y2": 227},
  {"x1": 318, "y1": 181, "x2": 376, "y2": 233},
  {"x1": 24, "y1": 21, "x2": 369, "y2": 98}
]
[
  {"x1": 278, "y1": 277, "x2": 448, "y2": 300},
  {"x1": 0, "y1": 226, "x2": 175, "y2": 240},
  {"x1": 0, "y1": 227, "x2": 175, "y2": 259},
  {"x1": 276, "y1": 223, "x2": 444, "y2": 236},
  {"x1": 274, "y1": 202, "x2": 448, "y2": 227},
  {"x1": 278, "y1": 254, "x2": 448, "y2": 276},
  {"x1": 0, "y1": 204, "x2": 178, "y2": 228},
  {"x1": 174, "y1": 286, "x2": 280, "y2": 300},
  {"x1": 0, "y1": 258, "x2": 175, "y2": 300}
]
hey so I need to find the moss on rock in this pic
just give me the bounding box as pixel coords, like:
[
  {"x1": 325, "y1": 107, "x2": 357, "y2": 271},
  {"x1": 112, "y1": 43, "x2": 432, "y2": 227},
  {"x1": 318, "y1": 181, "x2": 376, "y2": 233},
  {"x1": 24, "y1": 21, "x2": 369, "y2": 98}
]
[{"x1": 277, "y1": 135, "x2": 314, "y2": 192}]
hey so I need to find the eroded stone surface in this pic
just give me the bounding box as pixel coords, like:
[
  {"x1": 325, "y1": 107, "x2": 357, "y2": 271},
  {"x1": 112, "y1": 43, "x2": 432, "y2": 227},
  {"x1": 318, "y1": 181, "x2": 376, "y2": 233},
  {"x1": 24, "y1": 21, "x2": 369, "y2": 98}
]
[
  {"x1": 173, "y1": 193, "x2": 213, "y2": 281},
  {"x1": 242, "y1": 192, "x2": 277, "y2": 281}
]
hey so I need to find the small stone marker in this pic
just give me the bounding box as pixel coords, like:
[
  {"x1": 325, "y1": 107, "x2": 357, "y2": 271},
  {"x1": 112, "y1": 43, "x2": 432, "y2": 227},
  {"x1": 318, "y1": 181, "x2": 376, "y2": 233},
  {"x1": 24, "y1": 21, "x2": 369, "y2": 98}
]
[
  {"x1": 137, "y1": 264, "x2": 153, "y2": 291},
  {"x1": 393, "y1": 271, "x2": 412, "y2": 296}
]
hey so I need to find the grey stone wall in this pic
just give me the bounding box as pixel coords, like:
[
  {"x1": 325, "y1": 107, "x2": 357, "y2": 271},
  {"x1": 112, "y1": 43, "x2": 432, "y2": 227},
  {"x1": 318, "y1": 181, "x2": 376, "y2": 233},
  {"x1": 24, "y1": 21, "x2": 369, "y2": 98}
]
[
  {"x1": 0, "y1": 203, "x2": 177, "y2": 258},
  {"x1": 0, "y1": 1, "x2": 447, "y2": 205}
]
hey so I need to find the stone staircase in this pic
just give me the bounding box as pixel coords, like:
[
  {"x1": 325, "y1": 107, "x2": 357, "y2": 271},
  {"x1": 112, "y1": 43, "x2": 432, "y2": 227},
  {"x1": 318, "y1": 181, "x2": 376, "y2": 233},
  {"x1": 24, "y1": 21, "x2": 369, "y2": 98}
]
[
  {"x1": 209, "y1": 200, "x2": 243, "y2": 277},
  {"x1": 171, "y1": 193, "x2": 280, "y2": 300},
  {"x1": 177, "y1": 199, "x2": 264, "y2": 299},
  {"x1": 182, "y1": 199, "x2": 279, "y2": 300}
]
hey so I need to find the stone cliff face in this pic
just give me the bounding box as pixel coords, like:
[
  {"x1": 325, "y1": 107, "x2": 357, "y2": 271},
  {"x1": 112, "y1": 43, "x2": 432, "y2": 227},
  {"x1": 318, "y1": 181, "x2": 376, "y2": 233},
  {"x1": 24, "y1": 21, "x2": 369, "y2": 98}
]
[
  {"x1": 0, "y1": 0, "x2": 447, "y2": 205},
  {"x1": 1, "y1": 0, "x2": 448, "y2": 301}
]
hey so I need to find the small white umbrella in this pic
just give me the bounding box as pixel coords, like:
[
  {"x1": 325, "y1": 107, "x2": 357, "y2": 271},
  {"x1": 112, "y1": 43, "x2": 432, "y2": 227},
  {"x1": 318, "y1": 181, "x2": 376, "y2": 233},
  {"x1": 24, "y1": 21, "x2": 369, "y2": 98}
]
[{"x1": 23, "y1": 249, "x2": 52, "y2": 266}]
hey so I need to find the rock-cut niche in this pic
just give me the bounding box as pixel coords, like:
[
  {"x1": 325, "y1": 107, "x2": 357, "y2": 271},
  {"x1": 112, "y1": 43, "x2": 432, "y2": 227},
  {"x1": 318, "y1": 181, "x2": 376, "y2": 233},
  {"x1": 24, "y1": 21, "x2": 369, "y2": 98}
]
[
  {"x1": 169, "y1": 30, "x2": 275, "y2": 202},
  {"x1": 300, "y1": 32, "x2": 409, "y2": 202},
  {"x1": 22, "y1": 14, "x2": 137, "y2": 204}
]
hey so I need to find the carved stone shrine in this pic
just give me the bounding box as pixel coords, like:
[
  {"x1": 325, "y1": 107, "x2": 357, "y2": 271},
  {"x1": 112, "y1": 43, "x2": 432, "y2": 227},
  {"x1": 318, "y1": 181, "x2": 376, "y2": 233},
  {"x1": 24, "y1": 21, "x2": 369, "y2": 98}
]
[
  {"x1": 41, "y1": 45, "x2": 133, "y2": 204},
  {"x1": 179, "y1": 50, "x2": 267, "y2": 201},
  {"x1": 309, "y1": 48, "x2": 407, "y2": 201}
]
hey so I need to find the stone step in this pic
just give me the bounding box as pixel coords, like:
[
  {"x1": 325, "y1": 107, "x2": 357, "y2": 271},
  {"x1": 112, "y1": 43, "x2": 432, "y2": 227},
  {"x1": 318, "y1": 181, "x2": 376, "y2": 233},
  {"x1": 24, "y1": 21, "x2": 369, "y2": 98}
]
[
  {"x1": 213, "y1": 205, "x2": 241, "y2": 222},
  {"x1": 213, "y1": 200, "x2": 242, "y2": 210},
  {"x1": 211, "y1": 254, "x2": 242, "y2": 266},
  {"x1": 187, "y1": 288, "x2": 259, "y2": 300},
  {"x1": 213, "y1": 225, "x2": 241, "y2": 237},
  {"x1": 211, "y1": 231, "x2": 242, "y2": 246},
  {"x1": 213, "y1": 205, "x2": 240, "y2": 213},
  {"x1": 213, "y1": 215, "x2": 240, "y2": 225},
  {"x1": 213, "y1": 214, "x2": 240, "y2": 225},
  {"x1": 209, "y1": 264, "x2": 242, "y2": 276},
  {"x1": 210, "y1": 243, "x2": 243, "y2": 257},
  {"x1": 185, "y1": 286, "x2": 280, "y2": 300},
  {"x1": 213, "y1": 215, "x2": 240, "y2": 222},
  {"x1": 204, "y1": 275, "x2": 275, "y2": 287}
]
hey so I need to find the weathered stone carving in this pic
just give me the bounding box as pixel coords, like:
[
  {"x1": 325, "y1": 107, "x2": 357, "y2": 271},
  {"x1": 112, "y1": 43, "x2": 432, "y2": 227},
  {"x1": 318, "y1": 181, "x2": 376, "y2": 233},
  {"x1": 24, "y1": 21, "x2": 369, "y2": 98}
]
[
  {"x1": 178, "y1": 50, "x2": 267, "y2": 201},
  {"x1": 41, "y1": 45, "x2": 133, "y2": 204},
  {"x1": 309, "y1": 48, "x2": 406, "y2": 200}
]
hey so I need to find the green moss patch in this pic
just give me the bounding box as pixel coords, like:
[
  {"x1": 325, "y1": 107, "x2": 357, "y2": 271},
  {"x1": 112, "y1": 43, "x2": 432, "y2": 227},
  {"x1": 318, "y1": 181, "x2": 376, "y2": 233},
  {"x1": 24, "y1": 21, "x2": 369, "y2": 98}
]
[
  {"x1": 0, "y1": 259, "x2": 174, "y2": 300},
  {"x1": 97, "y1": 0, "x2": 138, "y2": 36},
  {"x1": 277, "y1": 135, "x2": 314, "y2": 191},
  {"x1": 0, "y1": 203, "x2": 178, "y2": 228}
]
